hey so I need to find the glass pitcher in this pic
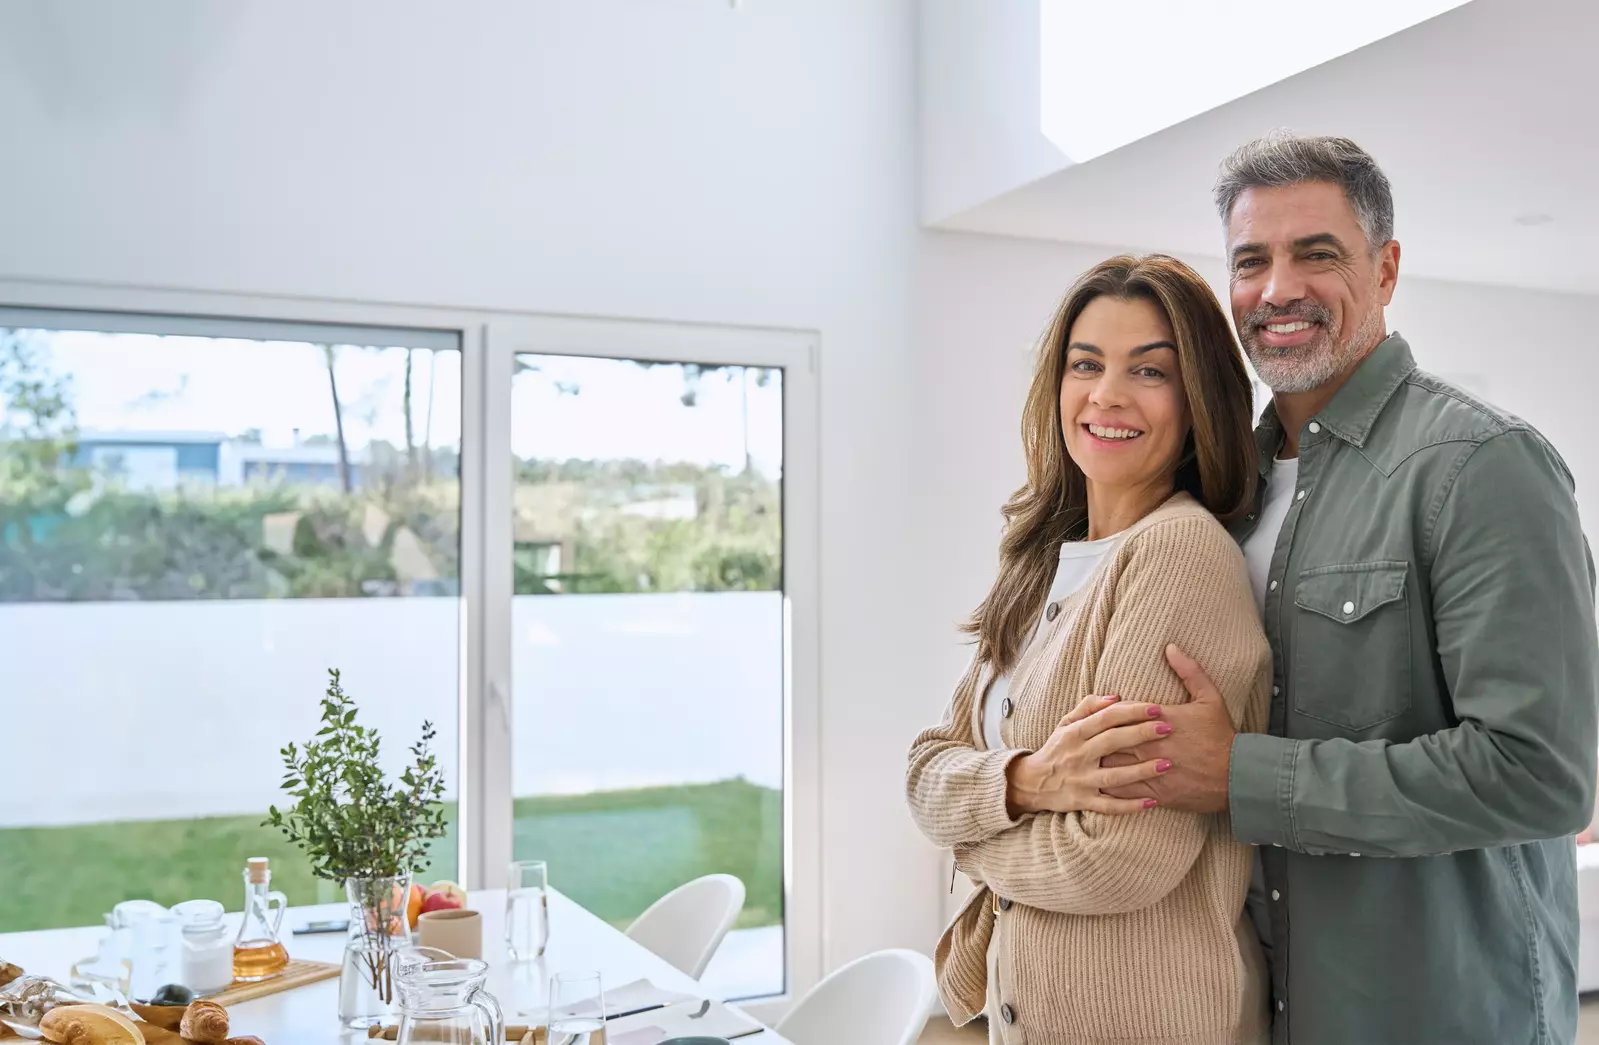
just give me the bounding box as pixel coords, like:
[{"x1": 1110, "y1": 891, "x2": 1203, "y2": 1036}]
[{"x1": 394, "y1": 958, "x2": 504, "y2": 1045}]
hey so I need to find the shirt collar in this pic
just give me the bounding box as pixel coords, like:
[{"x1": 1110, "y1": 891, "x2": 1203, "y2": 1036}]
[{"x1": 1254, "y1": 332, "x2": 1416, "y2": 476}]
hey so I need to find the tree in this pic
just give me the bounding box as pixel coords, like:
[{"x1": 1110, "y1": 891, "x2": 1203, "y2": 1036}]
[
  {"x1": 321, "y1": 344, "x2": 353, "y2": 494},
  {"x1": 0, "y1": 331, "x2": 89, "y2": 600},
  {"x1": 403, "y1": 349, "x2": 416, "y2": 479}
]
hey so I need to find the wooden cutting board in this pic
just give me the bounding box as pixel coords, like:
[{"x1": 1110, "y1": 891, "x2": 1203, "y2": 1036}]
[
  {"x1": 133, "y1": 1024, "x2": 188, "y2": 1045},
  {"x1": 209, "y1": 958, "x2": 340, "y2": 1006}
]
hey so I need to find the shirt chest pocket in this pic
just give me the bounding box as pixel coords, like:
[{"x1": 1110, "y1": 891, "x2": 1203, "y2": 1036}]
[{"x1": 1291, "y1": 561, "x2": 1412, "y2": 732}]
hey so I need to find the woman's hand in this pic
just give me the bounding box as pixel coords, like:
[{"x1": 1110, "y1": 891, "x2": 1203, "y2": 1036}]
[{"x1": 1005, "y1": 694, "x2": 1172, "y2": 817}]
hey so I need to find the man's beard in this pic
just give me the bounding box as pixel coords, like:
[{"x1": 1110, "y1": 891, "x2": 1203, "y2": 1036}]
[{"x1": 1241, "y1": 299, "x2": 1385, "y2": 395}]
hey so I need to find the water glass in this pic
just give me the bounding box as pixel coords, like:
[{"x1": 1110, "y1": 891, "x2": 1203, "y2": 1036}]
[
  {"x1": 547, "y1": 971, "x2": 605, "y2": 1045},
  {"x1": 505, "y1": 859, "x2": 550, "y2": 961}
]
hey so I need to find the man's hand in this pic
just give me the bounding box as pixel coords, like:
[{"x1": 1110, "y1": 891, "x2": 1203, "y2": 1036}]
[{"x1": 1101, "y1": 645, "x2": 1236, "y2": 814}]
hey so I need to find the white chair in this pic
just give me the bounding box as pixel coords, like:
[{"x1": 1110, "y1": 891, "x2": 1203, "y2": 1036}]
[
  {"x1": 625, "y1": 873, "x2": 746, "y2": 980},
  {"x1": 775, "y1": 949, "x2": 937, "y2": 1045}
]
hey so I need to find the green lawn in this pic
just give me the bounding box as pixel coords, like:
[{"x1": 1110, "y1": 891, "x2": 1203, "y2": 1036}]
[{"x1": 0, "y1": 780, "x2": 781, "y2": 934}]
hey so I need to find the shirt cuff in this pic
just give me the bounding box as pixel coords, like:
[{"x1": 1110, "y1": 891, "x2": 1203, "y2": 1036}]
[
  {"x1": 1229, "y1": 732, "x2": 1298, "y2": 849},
  {"x1": 967, "y1": 748, "x2": 1031, "y2": 838}
]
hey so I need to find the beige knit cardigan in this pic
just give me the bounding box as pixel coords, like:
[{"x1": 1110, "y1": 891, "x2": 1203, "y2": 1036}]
[{"x1": 906, "y1": 494, "x2": 1272, "y2": 1045}]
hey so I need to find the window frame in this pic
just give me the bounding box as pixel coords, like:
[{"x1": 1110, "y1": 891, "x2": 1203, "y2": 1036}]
[{"x1": 0, "y1": 279, "x2": 822, "y2": 1006}]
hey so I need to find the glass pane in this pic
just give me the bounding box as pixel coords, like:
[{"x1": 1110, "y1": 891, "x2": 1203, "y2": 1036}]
[
  {"x1": 0, "y1": 324, "x2": 462, "y2": 931},
  {"x1": 510, "y1": 355, "x2": 785, "y2": 999}
]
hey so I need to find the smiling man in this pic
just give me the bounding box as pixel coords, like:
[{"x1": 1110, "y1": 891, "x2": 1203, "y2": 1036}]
[{"x1": 1107, "y1": 134, "x2": 1599, "y2": 1044}]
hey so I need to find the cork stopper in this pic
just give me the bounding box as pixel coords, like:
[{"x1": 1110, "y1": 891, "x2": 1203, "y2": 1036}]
[{"x1": 246, "y1": 857, "x2": 270, "y2": 884}]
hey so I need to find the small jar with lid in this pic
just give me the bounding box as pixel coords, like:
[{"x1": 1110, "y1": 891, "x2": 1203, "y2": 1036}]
[{"x1": 171, "y1": 899, "x2": 234, "y2": 996}]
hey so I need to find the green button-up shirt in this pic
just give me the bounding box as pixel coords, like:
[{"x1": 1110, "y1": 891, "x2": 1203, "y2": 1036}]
[{"x1": 1228, "y1": 334, "x2": 1599, "y2": 1045}]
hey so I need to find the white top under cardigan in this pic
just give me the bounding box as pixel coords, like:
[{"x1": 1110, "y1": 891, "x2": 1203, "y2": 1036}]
[{"x1": 979, "y1": 532, "x2": 1124, "y2": 750}]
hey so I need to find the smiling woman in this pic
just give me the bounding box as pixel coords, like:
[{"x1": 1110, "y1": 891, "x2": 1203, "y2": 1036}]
[{"x1": 906, "y1": 254, "x2": 1271, "y2": 1045}]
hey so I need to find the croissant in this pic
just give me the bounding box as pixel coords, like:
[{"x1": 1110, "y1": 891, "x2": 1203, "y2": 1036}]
[
  {"x1": 37, "y1": 1003, "x2": 146, "y2": 1045},
  {"x1": 224, "y1": 1038, "x2": 266, "y2": 1045},
  {"x1": 0, "y1": 961, "x2": 21, "y2": 988},
  {"x1": 177, "y1": 1001, "x2": 228, "y2": 1045}
]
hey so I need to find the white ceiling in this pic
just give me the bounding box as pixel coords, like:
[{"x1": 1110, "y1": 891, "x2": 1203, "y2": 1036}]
[{"x1": 940, "y1": 0, "x2": 1599, "y2": 296}]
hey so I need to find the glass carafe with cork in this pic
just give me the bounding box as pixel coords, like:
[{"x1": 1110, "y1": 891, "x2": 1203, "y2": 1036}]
[{"x1": 232, "y1": 857, "x2": 289, "y2": 981}]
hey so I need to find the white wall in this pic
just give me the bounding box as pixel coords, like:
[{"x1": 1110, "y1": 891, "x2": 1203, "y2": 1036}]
[
  {"x1": 918, "y1": 0, "x2": 1066, "y2": 224},
  {"x1": 0, "y1": 0, "x2": 927, "y2": 975}
]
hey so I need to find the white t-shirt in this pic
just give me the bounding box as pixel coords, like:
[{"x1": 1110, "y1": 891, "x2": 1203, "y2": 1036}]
[
  {"x1": 981, "y1": 533, "x2": 1123, "y2": 750},
  {"x1": 1243, "y1": 457, "x2": 1300, "y2": 615},
  {"x1": 1239, "y1": 454, "x2": 1298, "y2": 963}
]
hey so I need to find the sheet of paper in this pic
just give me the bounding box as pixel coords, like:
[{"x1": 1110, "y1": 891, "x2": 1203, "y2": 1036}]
[
  {"x1": 605, "y1": 998, "x2": 766, "y2": 1041},
  {"x1": 557, "y1": 978, "x2": 698, "y2": 1020}
]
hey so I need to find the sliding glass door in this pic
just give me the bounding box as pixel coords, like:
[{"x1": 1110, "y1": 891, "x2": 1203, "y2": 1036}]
[{"x1": 506, "y1": 352, "x2": 787, "y2": 998}]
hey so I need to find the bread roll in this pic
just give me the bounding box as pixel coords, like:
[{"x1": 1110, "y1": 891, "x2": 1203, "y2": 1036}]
[
  {"x1": 177, "y1": 1001, "x2": 228, "y2": 1045},
  {"x1": 37, "y1": 1004, "x2": 145, "y2": 1045}
]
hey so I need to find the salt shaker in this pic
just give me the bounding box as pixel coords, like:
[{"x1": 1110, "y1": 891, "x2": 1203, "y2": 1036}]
[{"x1": 172, "y1": 900, "x2": 235, "y2": 996}]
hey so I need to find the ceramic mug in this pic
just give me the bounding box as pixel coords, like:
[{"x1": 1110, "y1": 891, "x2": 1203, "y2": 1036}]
[{"x1": 416, "y1": 908, "x2": 483, "y2": 959}]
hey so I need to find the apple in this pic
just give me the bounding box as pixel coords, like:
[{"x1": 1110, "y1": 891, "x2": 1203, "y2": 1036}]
[
  {"x1": 405, "y1": 883, "x2": 427, "y2": 930},
  {"x1": 421, "y1": 880, "x2": 468, "y2": 914}
]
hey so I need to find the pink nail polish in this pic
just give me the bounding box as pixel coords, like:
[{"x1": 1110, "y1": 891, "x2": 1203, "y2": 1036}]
[
  {"x1": 1146, "y1": 706, "x2": 1162, "y2": 718},
  {"x1": 1155, "y1": 759, "x2": 1173, "y2": 773},
  {"x1": 1155, "y1": 722, "x2": 1173, "y2": 735},
  {"x1": 1142, "y1": 798, "x2": 1159, "y2": 809}
]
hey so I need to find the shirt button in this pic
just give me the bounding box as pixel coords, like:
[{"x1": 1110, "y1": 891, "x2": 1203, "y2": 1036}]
[
  {"x1": 1268, "y1": 580, "x2": 1278, "y2": 592},
  {"x1": 1001, "y1": 697, "x2": 1014, "y2": 718},
  {"x1": 1272, "y1": 685, "x2": 1280, "y2": 697},
  {"x1": 1001, "y1": 1003, "x2": 1016, "y2": 1025},
  {"x1": 1045, "y1": 602, "x2": 1061, "y2": 622},
  {"x1": 1278, "y1": 1001, "x2": 1285, "y2": 1012},
  {"x1": 1247, "y1": 512, "x2": 1256, "y2": 521},
  {"x1": 1296, "y1": 489, "x2": 1306, "y2": 501},
  {"x1": 998, "y1": 896, "x2": 1013, "y2": 911},
  {"x1": 1308, "y1": 421, "x2": 1321, "y2": 434},
  {"x1": 1350, "y1": 853, "x2": 1361, "y2": 857},
  {"x1": 1271, "y1": 889, "x2": 1281, "y2": 901},
  {"x1": 1342, "y1": 601, "x2": 1355, "y2": 615}
]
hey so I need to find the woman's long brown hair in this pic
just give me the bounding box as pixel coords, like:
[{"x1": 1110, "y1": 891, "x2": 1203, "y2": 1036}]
[{"x1": 963, "y1": 254, "x2": 1258, "y2": 674}]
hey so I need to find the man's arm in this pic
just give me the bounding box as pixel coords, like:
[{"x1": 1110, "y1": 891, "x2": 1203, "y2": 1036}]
[{"x1": 1229, "y1": 429, "x2": 1599, "y2": 856}]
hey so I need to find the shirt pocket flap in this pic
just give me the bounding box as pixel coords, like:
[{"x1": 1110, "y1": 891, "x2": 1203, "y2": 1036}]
[{"x1": 1294, "y1": 561, "x2": 1409, "y2": 624}]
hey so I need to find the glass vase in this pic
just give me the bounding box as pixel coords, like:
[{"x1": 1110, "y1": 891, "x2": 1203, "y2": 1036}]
[{"x1": 338, "y1": 873, "x2": 412, "y2": 1029}]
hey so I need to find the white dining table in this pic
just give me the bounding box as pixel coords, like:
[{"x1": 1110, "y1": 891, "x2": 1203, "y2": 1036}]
[{"x1": 0, "y1": 888, "x2": 792, "y2": 1043}]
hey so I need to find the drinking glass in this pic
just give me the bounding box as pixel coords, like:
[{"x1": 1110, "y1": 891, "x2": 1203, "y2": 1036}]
[
  {"x1": 547, "y1": 971, "x2": 605, "y2": 1045},
  {"x1": 505, "y1": 860, "x2": 550, "y2": 961}
]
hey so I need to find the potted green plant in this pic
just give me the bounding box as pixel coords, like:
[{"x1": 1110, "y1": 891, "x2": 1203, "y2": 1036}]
[{"x1": 266, "y1": 669, "x2": 448, "y2": 1028}]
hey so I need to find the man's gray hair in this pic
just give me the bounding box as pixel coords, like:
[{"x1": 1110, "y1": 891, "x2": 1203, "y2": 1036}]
[{"x1": 1214, "y1": 133, "x2": 1394, "y2": 250}]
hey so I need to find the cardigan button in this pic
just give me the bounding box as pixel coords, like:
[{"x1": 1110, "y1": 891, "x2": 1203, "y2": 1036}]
[
  {"x1": 1000, "y1": 1003, "x2": 1016, "y2": 1025},
  {"x1": 1045, "y1": 602, "x2": 1061, "y2": 622},
  {"x1": 997, "y1": 896, "x2": 1013, "y2": 912},
  {"x1": 1001, "y1": 697, "x2": 1014, "y2": 719}
]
